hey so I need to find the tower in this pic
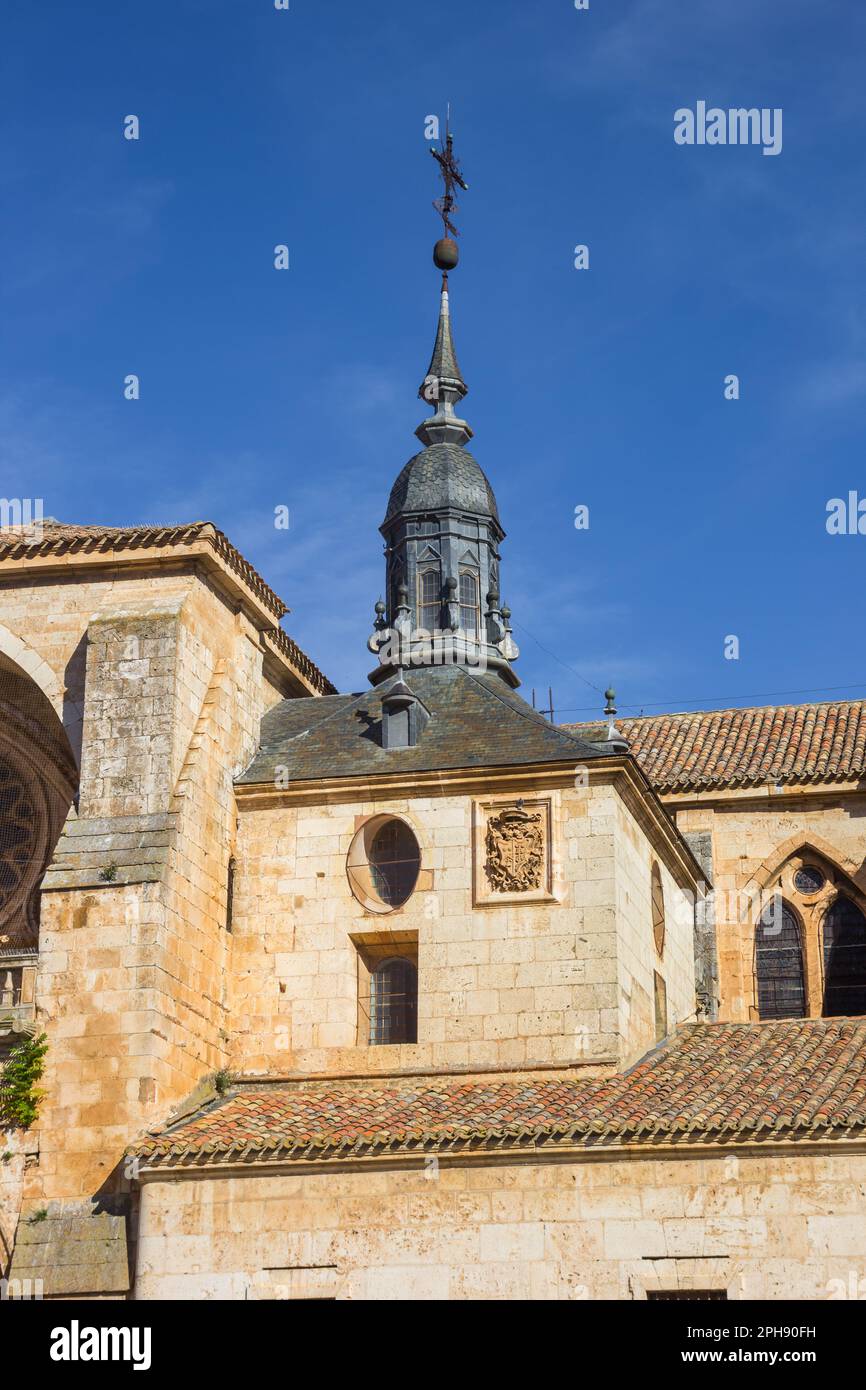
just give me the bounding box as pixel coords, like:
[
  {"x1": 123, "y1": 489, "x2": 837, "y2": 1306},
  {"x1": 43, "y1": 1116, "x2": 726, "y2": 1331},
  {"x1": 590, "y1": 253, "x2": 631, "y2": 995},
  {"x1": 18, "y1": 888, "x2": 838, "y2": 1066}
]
[{"x1": 368, "y1": 121, "x2": 519, "y2": 687}]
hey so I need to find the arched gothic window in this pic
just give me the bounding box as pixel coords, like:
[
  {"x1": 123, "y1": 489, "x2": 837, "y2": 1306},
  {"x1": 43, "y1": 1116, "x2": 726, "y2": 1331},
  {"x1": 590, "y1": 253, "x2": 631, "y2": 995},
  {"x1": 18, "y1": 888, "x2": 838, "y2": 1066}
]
[
  {"x1": 755, "y1": 897, "x2": 805, "y2": 1020},
  {"x1": 458, "y1": 570, "x2": 480, "y2": 638},
  {"x1": 417, "y1": 568, "x2": 440, "y2": 633},
  {"x1": 823, "y1": 896, "x2": 866, "y2": 1017},
  {"x1": 369, "y1": 957, "x2": 418, "y2": 1045}
]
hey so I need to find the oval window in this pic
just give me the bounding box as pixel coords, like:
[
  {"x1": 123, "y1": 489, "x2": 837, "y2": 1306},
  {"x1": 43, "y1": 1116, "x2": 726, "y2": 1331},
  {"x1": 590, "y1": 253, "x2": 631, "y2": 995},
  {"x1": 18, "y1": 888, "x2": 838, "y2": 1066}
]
[
  {"x1": 347, "y1": 816, "x2": 421, "y2": 914},
  {"x1": 369, "y1": 820, "x2": 420, "y2": 907},
  {"x1": 651, "y1": 861, "x2": 666, "y2": 957}
]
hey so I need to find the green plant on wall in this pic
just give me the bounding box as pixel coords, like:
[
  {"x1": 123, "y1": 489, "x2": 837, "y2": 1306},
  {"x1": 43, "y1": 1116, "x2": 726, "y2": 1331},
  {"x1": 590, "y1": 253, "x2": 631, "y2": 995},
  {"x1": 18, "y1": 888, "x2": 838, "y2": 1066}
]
[
  {"x1": 0, "y1": 1032, "x2": 48, "y2": 1129},
  {"x1": 213, "y1": 1068, "x2": 233, "y2": 1096}
]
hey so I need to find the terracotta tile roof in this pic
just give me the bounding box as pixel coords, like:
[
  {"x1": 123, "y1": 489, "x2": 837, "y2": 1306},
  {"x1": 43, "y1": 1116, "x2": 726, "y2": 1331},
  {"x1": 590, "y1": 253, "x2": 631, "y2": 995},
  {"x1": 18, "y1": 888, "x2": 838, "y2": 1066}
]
[
  {"x1": 133, "y1": 1019, "x2": 866, "y2": 1167},
  {"x1": 565, "y1": 701, "x2": 866, "y2": 791},
  {"x1": 0, "y1": 518, "x2": 287, "y2": 613},
  {"x1": 262, "y1": 623, "x2": 338, "y2": 697},
  {"x1": 0, "y1": 520, "x2": 336, "y2": 696}
]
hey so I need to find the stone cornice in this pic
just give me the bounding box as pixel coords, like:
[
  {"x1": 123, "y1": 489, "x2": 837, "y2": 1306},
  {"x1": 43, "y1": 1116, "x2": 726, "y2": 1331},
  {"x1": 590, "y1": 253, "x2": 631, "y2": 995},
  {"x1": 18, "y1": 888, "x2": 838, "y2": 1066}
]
[
  {"x1": 0, "y1": 522, "x2": 335, "y2": 697},
  {"x1": 659, "y1": 780, "x2": 866, "y2": 811},
  {"x1": 135, "y1": 1129, "x2": 866, "y2": 1182},
  {"x1": 0, "y1": 521, "x2": 284, "y2": 616}
]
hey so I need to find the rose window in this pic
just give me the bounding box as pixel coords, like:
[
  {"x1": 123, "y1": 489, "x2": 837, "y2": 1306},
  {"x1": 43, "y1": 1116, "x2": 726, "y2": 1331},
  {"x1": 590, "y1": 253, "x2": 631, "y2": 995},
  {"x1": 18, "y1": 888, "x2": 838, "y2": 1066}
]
[{"x1": 0, "y1": 756, "x2": 40, "y2": 918}]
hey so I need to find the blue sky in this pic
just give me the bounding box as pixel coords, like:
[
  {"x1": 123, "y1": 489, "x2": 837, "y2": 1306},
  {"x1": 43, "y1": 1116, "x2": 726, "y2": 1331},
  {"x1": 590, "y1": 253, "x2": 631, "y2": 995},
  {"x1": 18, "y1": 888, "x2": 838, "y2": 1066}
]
[{"x1": 2, "y1": 0, "x2": 865, "y2": 715}]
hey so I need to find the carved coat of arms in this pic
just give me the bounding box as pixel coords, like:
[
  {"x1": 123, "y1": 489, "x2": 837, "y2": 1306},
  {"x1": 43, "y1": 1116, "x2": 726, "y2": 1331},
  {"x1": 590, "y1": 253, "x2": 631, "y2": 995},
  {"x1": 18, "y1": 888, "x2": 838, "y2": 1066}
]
[{"x1": 484, "y1": 805, "x2": 545, "y2": 893}]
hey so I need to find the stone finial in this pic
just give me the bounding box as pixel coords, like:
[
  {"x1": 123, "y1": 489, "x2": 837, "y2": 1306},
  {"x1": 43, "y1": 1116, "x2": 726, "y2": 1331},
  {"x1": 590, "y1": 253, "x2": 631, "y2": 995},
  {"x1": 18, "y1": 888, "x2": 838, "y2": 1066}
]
[
  {"x1": 367, "y1": 597, "x2": 390, "y2": 655},
  {"x1": 485, "y1": 587, "x2": 505, "y2": 645},
  {"x1": 499, "y1": 605, "x2": 519, "y2": 661},
  {"x1": 601, "y1": 685, "x2": 629, "y2": 753},
  {"x1": 393, "y1": 582, "x2": 412, "y2": 643}
]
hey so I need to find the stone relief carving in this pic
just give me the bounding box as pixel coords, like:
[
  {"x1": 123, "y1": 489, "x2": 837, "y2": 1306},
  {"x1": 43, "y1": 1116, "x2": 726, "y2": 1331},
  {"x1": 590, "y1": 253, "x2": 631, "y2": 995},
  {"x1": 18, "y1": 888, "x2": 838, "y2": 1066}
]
[{"x1": 484, "y1": 804, "x2": 545, "y2": 893}]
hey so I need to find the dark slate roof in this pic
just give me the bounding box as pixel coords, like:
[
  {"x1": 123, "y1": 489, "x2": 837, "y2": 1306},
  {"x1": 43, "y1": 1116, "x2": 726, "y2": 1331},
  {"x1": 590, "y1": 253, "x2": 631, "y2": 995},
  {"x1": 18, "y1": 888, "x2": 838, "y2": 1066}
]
[
  {"x1": 237, "y1": 666, "x2": 607, "y2": 785},
  {"x1": 383, "y1": 443, "x2": 500, "y2": 526},
  {"x1": 424, "y1": 294, "x2": 464, "y2": 386},
  {"x1": 134, "y1": 1018, "x2": 866, "y2": 1164}
]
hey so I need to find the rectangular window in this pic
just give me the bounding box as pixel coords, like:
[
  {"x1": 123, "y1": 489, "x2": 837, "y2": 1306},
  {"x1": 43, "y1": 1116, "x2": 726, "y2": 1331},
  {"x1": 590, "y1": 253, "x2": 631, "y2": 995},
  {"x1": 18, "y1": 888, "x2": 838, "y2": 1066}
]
[
  {"x1": 352, "y1": 932, "x2": 419, "y2": 1046},
  {"x1": 459, "y1": 570, "x2": 480, "y2": 638},
  {"x1": 370, "y1": 958, "x2": 417, "y2": 1045},
  {"x1": 417, "y1": 568, "x2": 440, "y2": 633}
]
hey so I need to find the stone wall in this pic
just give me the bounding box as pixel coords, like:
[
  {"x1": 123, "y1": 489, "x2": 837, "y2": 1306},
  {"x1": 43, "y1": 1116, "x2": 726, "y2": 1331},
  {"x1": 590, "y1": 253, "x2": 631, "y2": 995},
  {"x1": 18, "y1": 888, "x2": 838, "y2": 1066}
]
[
  {"x1": 133, "y1": 1145, "x2": 866, "y2": 1300},
  {"x1": 613, "y1": 794, "x2": 696, "y2": 1064},
  {"x1": 672, "y1": 791, "x2": 866, "y2": 1021},
  {"x1": 229, "y1": 778, "x2": 697, "y2": 1078},
  {"x1": 0, "y1": 569, "x2": 290, "y2": 1209},
  {"x1": 0, "y1": 1127, "x2": 35, "y2": 1280}
]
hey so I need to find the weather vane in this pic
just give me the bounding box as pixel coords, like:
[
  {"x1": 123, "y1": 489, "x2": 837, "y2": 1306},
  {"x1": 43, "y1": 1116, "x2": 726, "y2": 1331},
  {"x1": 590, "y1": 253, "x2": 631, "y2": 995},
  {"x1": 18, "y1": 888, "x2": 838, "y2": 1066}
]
[{"x1": 430, "y1": 107, "x2": 468, "y2": 272}]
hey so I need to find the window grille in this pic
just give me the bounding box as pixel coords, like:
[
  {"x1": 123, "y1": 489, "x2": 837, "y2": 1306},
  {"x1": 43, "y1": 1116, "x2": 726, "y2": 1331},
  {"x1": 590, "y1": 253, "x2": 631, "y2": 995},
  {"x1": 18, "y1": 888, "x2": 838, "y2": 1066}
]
[
  {"x1": 417, "y1": 568, "x2": 440, "y2": 633},
  {"x1": 755, "y1": 898, "x2": 805, "y2": 1019},
  {"x1": 370, "y1": 957, "x2": 418, "y2": 1045},
  {"x1": 823, "y1": 896, "x2": 866, "y2": 1017},
  {"x1": 368, "y1": 820, "x2": 420, "y2": 908},
  {"x1": 458, "y1": 571, "x2": 480, "y2": 638}
]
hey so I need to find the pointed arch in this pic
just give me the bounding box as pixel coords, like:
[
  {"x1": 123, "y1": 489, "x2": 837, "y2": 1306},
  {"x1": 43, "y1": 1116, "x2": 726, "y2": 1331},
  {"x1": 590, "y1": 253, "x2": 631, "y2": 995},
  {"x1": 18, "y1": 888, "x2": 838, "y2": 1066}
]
[
  {"x1": 822, "y1": 896, "x2": 866, "y2": 1017},
  {"x1": 754, "y1": 896, "x2": 806, "y2": 1020},
  {"x1": 745, "y1": 834, "x2": 861, "y2": 895}
]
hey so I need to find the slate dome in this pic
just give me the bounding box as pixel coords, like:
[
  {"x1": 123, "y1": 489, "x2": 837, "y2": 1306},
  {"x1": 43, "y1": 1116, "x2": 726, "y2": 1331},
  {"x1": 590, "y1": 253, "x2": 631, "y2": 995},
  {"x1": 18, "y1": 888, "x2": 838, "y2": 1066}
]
[{"x1": 384, "y1": 443, "x2": 500, "y2": 526}]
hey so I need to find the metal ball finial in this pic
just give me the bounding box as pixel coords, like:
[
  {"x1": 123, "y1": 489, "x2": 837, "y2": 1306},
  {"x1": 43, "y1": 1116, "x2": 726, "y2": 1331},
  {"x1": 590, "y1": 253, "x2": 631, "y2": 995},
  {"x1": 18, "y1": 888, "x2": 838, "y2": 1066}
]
[{"x1": 433, "y1": 237, "x2": 459, "y2": 271}]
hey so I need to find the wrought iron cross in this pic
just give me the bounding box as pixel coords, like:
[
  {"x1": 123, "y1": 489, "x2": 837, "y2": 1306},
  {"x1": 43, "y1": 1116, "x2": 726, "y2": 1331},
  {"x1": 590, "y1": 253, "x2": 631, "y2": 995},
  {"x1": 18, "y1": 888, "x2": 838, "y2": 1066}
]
[{"x1": 430, "y1": 117, "x2": 469, "y2": 240}]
